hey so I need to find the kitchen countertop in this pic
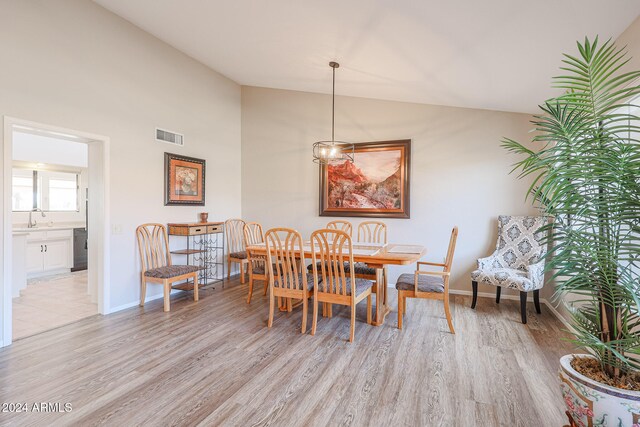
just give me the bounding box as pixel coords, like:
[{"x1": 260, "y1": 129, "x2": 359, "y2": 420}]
[{"x1": 13, "y1": 223, "x2": 86, "y2": 233}]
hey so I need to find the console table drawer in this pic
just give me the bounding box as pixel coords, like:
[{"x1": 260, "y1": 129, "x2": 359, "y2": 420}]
[
  {"x1": 207, "y1": 225, "x2": 223, "y2": 234},
  {"x1": 188, "y1": 226, "x2": 207, "y2": 235},
  {"x1": 169, "y1": 225, "x2": 207, "y2": 235}
]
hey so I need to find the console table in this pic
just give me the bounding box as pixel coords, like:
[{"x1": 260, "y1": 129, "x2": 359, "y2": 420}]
[{"x1": 168, "y1": 222, "x2": 225, "y2": 288}]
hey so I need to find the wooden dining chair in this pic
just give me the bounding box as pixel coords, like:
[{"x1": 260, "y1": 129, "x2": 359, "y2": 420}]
[
  {"x1": 395, "y1": 226, "x2": 458, "y2": 333},
  {"x1": 353, "y1": 220, "x2": 388, "y2": 297},
  {"x1": 357, "y1": 221, "x2": 387, "y2": 244},
  {"x1": 308, "y1": 220, "x2": 354, "y2": 275},
  {"x1": 136, "y1": 223, "x2": 200, "y2": 312},
  {"x1": 225, "y1": 218, "x2": 248, "y2": 283},
  {"x1": 327, "y1": 220, "x2": 353, "y2": 236},
  {"x1": 265, "y1": 228, "x2": 314, "y2": 333},
  {"x1": 310, "y1": 229, "x2": 373, "y2": 343},
  {"x1": 244, "y1": 222, "x2": 268, "y2": 303}
]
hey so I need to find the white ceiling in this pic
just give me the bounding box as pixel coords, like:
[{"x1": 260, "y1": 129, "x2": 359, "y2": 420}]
[
  {"x1": 94, "y1": 0, "x2": 640, "y2": 114},
  {"x1": 13, "y1": 132, "x2": 88, "y2": 168}
]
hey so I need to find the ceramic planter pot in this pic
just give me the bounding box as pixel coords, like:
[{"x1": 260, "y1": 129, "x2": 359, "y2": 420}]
[{"x1": 559, "y1": 354, "x2": 640, "y2": 427}]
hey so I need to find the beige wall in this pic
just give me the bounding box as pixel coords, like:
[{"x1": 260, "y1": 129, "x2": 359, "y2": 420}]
[
  {"x1": 241, "y1": 86, "x2": 546, "y2": 299},
  {"x1": 0, "y1": 0, "x2": 241, "y2": 312}
]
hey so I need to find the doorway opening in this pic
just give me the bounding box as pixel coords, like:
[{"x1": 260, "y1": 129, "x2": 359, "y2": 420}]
[{"x1": 1, "y1": 117, "x2": 110, "y2": 347}]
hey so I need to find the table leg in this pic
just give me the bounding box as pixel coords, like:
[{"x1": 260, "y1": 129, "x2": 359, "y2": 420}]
[{"x1": 372, "y1": 266, "x2": 390, "y2": 326}]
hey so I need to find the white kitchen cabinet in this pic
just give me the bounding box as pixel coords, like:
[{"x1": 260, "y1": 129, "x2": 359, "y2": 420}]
[
  {"x1": 26, "y1": 242, "x2": 44, "y2": 274},
  {"x1": 24, "y1": 230, "x2": 73, "y2": 277},
  {"x1": 43, "y1": 239, "x2": 71, "y2": 270}
]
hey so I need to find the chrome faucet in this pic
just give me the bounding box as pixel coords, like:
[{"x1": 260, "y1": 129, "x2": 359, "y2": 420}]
[{"x1": 28, "y1": 209, "x2": 46, "y2": 228}]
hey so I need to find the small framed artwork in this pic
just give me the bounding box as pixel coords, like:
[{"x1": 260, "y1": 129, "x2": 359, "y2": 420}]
[
  {"x1": 319, "y1": 139, "x2": 411, "y2": 218},
  {"x1": 164, "y1": 152, "x2": 205, "y2": 206}
]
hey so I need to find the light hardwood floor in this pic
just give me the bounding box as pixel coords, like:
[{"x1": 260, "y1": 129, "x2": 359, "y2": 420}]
[
  {"x1": 12, "y1": 270, "x2": 98, "y2": 339},
  {"x1": 0, "y1": 277, "x2": 573, "y2": 426}
]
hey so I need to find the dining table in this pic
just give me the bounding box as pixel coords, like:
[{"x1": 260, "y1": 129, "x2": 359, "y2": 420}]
[{"x1": 245, "y1": 241, "x2": 427, "y2": 326}]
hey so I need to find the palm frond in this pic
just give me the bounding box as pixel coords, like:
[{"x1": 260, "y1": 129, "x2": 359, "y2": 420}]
[{"x1": 503, "y1": 37, "x2": 640, "y2": 379}]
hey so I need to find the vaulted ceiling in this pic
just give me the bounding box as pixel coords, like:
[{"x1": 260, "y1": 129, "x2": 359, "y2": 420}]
[{"x1": 94, "y1": 0, "x2": 640, "y2": 113}]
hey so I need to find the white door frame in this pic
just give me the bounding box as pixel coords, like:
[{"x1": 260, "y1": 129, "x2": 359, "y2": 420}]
[{"x1": 1, "y1": 116, "x2": 110, "y2": 348}]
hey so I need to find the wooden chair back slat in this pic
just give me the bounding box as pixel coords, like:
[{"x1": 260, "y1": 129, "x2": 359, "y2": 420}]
[
  {"x1": 225, "y1": 218, "x2": 246, "y2": 253},
  {"x1": 444, "y1": 227, "x2": 459, "y2": 273},
  {"x1": 243, "y1": 222, "x2": 264, "y2": 246},
  {"x1": 136, "y1": 223, "x2": 171, "y2": 273},
  {"x1": 310, "y1": 229, "x2": 355, "y2": 298},
  {"x1": 326, "y1": 220, "x2": 353, "y2": 237},
  {"x1": 357, "y1": 221, "x2": 387, "y2": 244},
  {"x1": 244, "y1": 222, "x2": 266, "y2": 272},
  {"x1": 265, "y1": 228, "x2": 305, "y2": 291}
]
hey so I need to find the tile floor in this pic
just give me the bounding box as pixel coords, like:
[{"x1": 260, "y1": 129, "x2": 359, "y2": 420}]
[{"x1": 12, "y1": 270, "x2": 98, "y2": 340}]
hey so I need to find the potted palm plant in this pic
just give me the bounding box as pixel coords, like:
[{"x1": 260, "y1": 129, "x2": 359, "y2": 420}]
[{"x1": 503, "y1": 37, "x2": 640, "y2": 426}]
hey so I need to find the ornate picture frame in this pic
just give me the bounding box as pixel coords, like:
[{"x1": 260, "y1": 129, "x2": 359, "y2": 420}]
[
  {"x1": 164, "y1": 152, "x2": 206, "y2": 206},
  {"x1": 319, "y1": 139, "x2": 410, "y2": 218}
]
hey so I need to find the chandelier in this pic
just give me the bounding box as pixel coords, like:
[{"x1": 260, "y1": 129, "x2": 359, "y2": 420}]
[{"x1": 312, "y1": 61, "x2": 354, "y2": 164}]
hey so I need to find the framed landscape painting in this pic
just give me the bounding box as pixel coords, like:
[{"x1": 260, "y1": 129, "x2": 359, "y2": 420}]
[
  {"x1": 164, "y1": 152, "x2": 206, "y2": 206},
  {"x1": 319, "y1": 139, "x2": 410, "y2": 218}
]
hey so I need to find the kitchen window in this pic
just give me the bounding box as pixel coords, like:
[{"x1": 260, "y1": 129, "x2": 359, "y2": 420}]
[{"x1": 11, "y1": 168, "x2": 80, "y2": 212}]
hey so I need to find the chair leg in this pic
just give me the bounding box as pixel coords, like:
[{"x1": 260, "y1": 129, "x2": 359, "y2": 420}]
[
  {"x1": 349, "y1": 304, "x2": 356, "y2": 343},
  {"x1": 140, "y1": 276, "x2": 146, "y2": 307},
  {"x1": 311, "y1": 297, "x2": 318, "y2": 336},
  {"x1": 471, "y1": 281, "x2": 478, "y2": 309},
  {"x1": 328, "y1": 304, "x2": 333, "y2": 318},
  {"x1": 263, "y1": 279, "x2": 268, "y2": 296},
  {"x1": 533, "y1": 289, "x2": 542, "y2": 314},
  {"x1": 193, "y1": 274, "x2": 199, "y2": 302},
  {"x1": 227, "y1": 259, "x2": 231, "y2": 280},
  {"x1": 519, "y1": 291, "x2": 528, "y2": 324},
  {"x1": 240, "y1": 262, "x2": 246, "y2": 284},
  {"x1": 268, "y1": 290, "x2": 275, "y2": 328},
  {"x1": 246, "y1": 276, "x2": 254, "y2": 304},
  {"x1": 383, "y1": 267, "x2": 389, "y2": 305},
  {"x1": 444, "y1": 293, "x2": 455, "y2": 334},
  {"x1": 163, "y1": 281, "x2": 171, "y2": 312},
  {"x1": 398, "y1": 291, "x2": 403, "y2": 329},
  {"x1": 367, "y1": 294, "x2": 372, "y2": 324},
  {"x1": 301, "y1": 296, "x2": 308, "y2": 334},
  {"x1": 496, "y1": 286, "x2": 501, "y2": 304}
]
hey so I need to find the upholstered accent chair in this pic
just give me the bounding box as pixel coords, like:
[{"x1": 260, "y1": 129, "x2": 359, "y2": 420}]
[
  {"x1": 265, "y1": 228, "x2": 314, "y2": 333},
  {"x1": 310, "y1": 229, "x2": 373, "y2": 343},
  {"x1": 136, "y1": 223, "x2": 200, "y2": 312},
  {"x1": 396, "y1": 226, "x2": 458, "y2": 333},
  {"x1": 243, "y1": 222, "x2": 268, "y2": 304},
  {"x1": 471, "y1": 215, "x2": 548, "y2": 324},
  {"x1": 225, "y1": 218, "x2": 248, "y2": 283}
]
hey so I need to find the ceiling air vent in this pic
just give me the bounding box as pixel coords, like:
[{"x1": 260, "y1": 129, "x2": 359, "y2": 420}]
[{"x1": 156, "y1": 128, "x2": 184, "y2": 146}]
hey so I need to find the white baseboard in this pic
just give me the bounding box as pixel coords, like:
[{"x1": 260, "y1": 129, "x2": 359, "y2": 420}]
[
  {"x1": 448, "y1": 289, "x2": 575, "y2": 331},
  {"x1": 541, "y1": 300, "x2": 574, "y2": 331},
  {"x1": 106, "y1": 292, "x2": 168, "y2": 314}
]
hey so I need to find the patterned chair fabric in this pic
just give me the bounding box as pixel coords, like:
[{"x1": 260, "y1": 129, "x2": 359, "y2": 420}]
[
  {"x1": 348, "y1": 262, "x2": 376, "y2": 276},
  {"x1": 251, "y1": 263, "x2": 278, "y2": 275},
  {"x1": 395, "y1": 273, "x2": 444, "y2": 293},
  {"x1": 274, "y1": 272, "x2": 315, "y2": 291},
  {"x1": 144, "y1": 265, "x2": 200, "y2": 279},
  {"x1": 229, "y1": 251, "x2": 248, "y2": 260},
  {"x1": 318, "y1": 277, "x2": 373, "y2": 296},
  {"x1": 471, "y1": 215, "x2": 547, "y2": 292}
]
